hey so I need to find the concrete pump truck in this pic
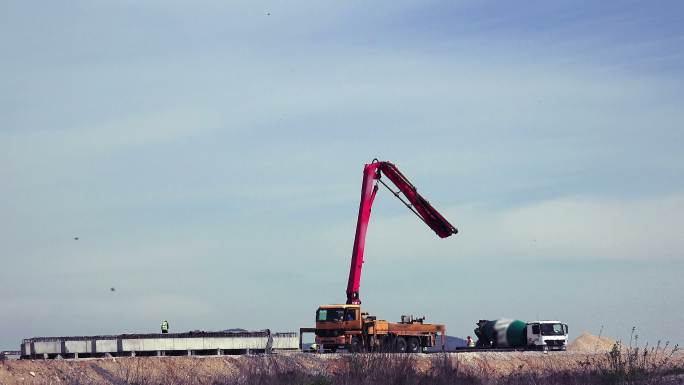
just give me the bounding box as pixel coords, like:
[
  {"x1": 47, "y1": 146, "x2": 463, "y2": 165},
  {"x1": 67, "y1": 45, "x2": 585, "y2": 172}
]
[{"x1": 307, "y1": 160, "x2": 458, "y2": 353}]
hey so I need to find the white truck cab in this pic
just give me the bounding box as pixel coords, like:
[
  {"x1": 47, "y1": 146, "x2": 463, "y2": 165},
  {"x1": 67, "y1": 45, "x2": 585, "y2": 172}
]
[{"x1": 526, "y1": 320, "x2": 568, "y2": 350}]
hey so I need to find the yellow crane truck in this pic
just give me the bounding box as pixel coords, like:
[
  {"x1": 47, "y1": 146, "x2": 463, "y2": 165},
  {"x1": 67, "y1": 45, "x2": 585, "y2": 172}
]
[
  {"x1": 303, "y1": 160, "x2": 457, "y2": 353},
  {"x1": 314, "y1": 304, "x2": 446, "y2": 353}
]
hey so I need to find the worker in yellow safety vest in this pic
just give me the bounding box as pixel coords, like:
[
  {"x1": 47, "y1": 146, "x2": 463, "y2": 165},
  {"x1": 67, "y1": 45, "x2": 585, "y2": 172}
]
[
  {"x1": 466, "y1": 336, "x2": 475, "y2": 348},
  {"x1": 161, "y1": 320, "x2": 169, "y2": 334}
]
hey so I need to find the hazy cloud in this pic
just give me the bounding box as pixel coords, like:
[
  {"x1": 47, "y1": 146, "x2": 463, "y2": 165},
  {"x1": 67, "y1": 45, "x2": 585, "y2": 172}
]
[{"x1": 2, "y1": 0, "x2": 683, "y2": 347}]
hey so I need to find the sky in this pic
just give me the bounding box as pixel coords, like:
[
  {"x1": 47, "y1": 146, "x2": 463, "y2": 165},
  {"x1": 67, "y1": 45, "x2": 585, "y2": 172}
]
[{"x1": 1, "y1": 0, "x2": 683, "y2": 349}]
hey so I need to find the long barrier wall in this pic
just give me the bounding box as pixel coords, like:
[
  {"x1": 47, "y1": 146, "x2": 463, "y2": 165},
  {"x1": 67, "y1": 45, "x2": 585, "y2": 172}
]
[{"x1": 21, "y1": 331, "x2": 299, "y2": 359}]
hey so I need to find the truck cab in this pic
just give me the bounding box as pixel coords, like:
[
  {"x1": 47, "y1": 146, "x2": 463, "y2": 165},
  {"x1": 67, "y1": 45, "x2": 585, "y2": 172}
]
[
  {"x1": 526, "y1": 320, "x2": 568, "y2": 350},
  {"x1": 315, "y1": 304, "x2": 363, "y2": 352}
]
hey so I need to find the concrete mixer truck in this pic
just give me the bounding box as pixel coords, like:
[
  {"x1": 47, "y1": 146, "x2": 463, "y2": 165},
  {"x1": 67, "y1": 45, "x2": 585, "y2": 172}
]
[{"x1": 474, "y1": 319, "x2": 569, "y2": 351}]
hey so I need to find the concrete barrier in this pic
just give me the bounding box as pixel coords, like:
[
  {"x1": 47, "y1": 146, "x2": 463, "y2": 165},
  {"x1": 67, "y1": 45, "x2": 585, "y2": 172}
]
[{"x1": 21, "y1": 331, "x2": 299, "y2": 359}]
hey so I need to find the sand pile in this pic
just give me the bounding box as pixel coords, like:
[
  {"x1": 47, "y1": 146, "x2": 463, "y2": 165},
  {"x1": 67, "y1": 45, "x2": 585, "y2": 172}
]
[{"x1": 567, "y1": 332, "x2": 616, "y2": 352}]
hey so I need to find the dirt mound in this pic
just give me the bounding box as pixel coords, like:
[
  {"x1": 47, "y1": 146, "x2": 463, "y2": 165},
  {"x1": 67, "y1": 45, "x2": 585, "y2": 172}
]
[{"x1": 568, "y1": 332, "x2": 616, "y2": 352}]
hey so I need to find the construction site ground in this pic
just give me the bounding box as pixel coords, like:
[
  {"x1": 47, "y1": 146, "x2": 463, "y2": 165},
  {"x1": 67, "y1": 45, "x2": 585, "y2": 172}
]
[
  {"x1": 2, "y1": 333, "x2": 682, "y2": 385},
  {"x1": 1, "y1": 350, "x2": 682, "y2": 385}
]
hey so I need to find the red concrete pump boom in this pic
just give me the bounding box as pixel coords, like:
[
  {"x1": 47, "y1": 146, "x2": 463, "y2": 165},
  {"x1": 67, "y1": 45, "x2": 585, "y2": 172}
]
[{"x1": 345, "y1": 160, "x2": 458, "y2": 305}]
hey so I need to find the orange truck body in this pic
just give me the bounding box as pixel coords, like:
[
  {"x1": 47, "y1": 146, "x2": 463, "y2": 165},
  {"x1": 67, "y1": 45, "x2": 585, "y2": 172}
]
[{"x1": 312, "y1": 304, "x2": 445, "y2": 353}]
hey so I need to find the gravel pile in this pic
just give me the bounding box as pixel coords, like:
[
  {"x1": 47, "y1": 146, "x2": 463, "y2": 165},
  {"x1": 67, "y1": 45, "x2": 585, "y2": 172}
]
[{"x1": 567, "y1": 332, "x2": 616, "y2": 352}]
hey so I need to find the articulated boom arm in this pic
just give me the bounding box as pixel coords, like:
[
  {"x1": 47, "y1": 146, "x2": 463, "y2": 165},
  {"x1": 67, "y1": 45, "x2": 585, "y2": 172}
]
[{"x1": 346, "y1": 160, "x2": 458, "y2": 305}]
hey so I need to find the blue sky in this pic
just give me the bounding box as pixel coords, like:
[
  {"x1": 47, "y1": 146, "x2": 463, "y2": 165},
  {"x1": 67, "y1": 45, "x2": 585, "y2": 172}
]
[{"x1": 2, "y1": 1, "x2": 683, "y2": 348}]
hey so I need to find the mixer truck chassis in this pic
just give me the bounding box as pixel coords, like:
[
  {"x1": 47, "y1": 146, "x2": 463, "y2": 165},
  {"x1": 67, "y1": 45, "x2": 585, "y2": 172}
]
[{"x1": 474, "y1": 319, "x2": 569, "y2": 351}]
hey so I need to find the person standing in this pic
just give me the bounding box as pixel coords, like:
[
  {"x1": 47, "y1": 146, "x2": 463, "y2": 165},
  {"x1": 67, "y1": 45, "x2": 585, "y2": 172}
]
[
  {"x1": 466, "y1": 336, "x2": 475, "y2": 348},
  {"x1": 265, "y1": 328, "x2": 273, "y2": 354},
  {"x1": 161, "y1": 320, "x2": 169, "y2": 334}
]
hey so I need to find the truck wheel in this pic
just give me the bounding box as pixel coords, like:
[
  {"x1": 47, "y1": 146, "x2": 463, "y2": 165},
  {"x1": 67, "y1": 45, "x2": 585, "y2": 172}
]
[
  {"x1": 379, "y1": 336, "x2": 392, "y2": 352},
  {"x1": 347, "y1": 338, "x2": 362, "y2": 353},
  {"x1": 407, "y1": 337, "x2": 420, "y2": 353},
  {"x1": 394, "y1": 337, "x2": 407, "y2": 353}
]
